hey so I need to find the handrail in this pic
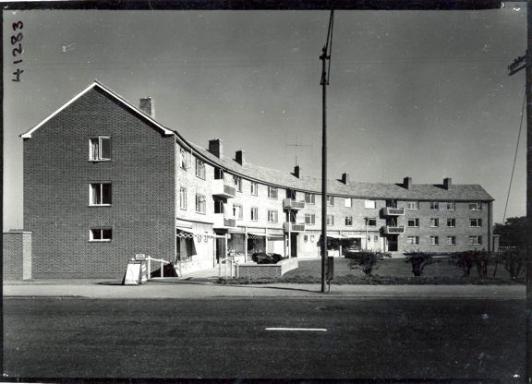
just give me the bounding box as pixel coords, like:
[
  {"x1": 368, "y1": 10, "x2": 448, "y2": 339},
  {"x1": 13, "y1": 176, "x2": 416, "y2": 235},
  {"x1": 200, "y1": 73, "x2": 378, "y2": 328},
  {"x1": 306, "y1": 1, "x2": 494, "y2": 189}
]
[{"x1": 145, "y1": 256, "x2": 172, "y2": 279}]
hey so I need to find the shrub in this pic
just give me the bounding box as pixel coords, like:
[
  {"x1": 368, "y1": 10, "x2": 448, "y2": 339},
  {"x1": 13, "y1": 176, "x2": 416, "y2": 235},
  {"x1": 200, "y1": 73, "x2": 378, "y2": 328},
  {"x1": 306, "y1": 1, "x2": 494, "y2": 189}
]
[
  {"x1": 450, "y1": 251, "x2": 492, "y2": 279},
  {"x1": 501, "y1": 248, "x2": 525, "y2": 279},
  {"x1": 404, "y1": 252, "x2": 433, "y2": 277},
  {"x1": 346, "y1": 251, "x2": 391, "y2": 275}
]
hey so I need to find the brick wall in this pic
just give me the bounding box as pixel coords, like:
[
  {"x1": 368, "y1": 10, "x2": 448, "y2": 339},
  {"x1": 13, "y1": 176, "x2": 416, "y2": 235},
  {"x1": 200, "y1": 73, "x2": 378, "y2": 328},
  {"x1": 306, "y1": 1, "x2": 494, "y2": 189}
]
[
  {"x1": 24, "y1": 88, "x2": 176, "y2": 279},
  {"x1": 3, "y1": 231, "x2": 32, "y2": 280}
]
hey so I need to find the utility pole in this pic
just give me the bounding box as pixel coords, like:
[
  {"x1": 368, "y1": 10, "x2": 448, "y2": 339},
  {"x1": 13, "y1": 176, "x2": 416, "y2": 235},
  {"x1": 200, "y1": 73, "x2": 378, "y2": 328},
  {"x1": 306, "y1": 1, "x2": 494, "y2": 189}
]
[{"x1": 320, "y1": 10, "x2": 334, "y2": 293}]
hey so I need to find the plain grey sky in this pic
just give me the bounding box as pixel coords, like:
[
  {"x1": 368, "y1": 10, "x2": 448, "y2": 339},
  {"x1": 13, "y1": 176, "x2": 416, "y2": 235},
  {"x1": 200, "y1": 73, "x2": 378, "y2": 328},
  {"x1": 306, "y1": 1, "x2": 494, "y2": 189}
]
[{"x1": 3, "y1": 7, "x2": 527, "y2": 230}]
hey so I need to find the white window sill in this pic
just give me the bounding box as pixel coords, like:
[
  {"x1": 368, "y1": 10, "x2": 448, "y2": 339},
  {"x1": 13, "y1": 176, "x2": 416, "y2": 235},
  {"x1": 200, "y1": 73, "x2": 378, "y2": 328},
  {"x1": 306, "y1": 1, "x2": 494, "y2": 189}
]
[
  {"x1": 89, "y1": 159, "x2": 112, "y2": 162},
  {"x1": 89, "y1": 204, "x2": 112, "y2": 207},
  {"x1": 89, "y1": 239, "x2": 112, "y2": 242}
]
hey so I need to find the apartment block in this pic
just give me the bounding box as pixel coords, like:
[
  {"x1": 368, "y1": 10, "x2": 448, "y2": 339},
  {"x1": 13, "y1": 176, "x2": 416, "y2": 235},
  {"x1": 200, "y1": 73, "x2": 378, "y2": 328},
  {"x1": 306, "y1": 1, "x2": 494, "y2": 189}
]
[{"x1": 21, "y1": 82, "x2": 494, "y2": 278}]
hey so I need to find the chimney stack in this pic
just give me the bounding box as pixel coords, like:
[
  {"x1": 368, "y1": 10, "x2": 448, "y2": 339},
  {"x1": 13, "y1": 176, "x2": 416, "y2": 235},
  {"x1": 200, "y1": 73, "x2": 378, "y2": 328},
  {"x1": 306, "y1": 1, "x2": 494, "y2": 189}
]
[
  {"x1": 403, "y1": 177, "x2": 412, "y2": 189},
  {"x1": 139, "y1": 97, "x2": 154, "y2": 117},
  {"x1": 341, "y1": 172, "x2": 350, "y2": 184},
  {"x1": 208, "y1": 139, "x2": 223, "y2": 158},
  {"x1": 235, "y1": 150, "x2": 245, "y2": 166},
  {"x1": 293, "y1": 165, "x2": 301, "y2": 178},
  {"x1": 443, "y1": 177, "x2": 452, "y2": 190}
]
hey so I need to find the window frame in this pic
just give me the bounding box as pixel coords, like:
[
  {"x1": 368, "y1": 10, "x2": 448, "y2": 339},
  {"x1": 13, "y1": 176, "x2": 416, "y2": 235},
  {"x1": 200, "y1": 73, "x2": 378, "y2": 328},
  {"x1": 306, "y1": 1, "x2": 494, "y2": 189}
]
[
  {"x1": 250, "y1": 207, "x2": 259, "y2": 221},
  {"x1": 89, "y1": 228, "x2": 112, "y2": 242},
  {"x1": 345, "y1": 216, "x2": 353, "y2": 226},
  {"x1": 89, "y1": 183, "x2": 112, "y2": 206},
  {"x1": 304, "y1": 213, "x2": 316, "y2": 226},
  {"x1": 407, "y1": 218, "x2": 419, "y2": 227},
  {"x1": 268, "y1": 186, "x2": 278, "y2": 200},
  {"x1": 195, "y1": 157, "x2": 206, "y2": 180},
  {"x1": 305, "y1": 193, "x2": 316, "y2": 204},
  {"x1": 233, "y1": 175, "x2": 243, "y2": 193},
  {"x1": 430, "y1": 235, "x2": 439, "y2": 246},
  {"x1": 430, "y1": 201, "x2": 440, "y2": 210},
  {"x1": 327, "y1": 196, "x2": 335, "y2": 206},
  {"x1": 250, "y1": 182, "x2": 259, "y2": 196},
  {"x1": 267, "y1": 210, "x2": 278, "y2": 223},
  {"x1": 407, "y1": 201, "x2": 419, "y2": 210},
  {"x1": 195, "y1": 193, "x2": 206, "y2": 214},
  {"x1": 89, "y1": 136, "x2": 112, "y2": 161},
  {"x1": 366, "y1": 218, "x2": 377, "y2": 227},
  {"x1": 364, "y1": 200, "x2": 376, "y2": 209},
  {"x1": 179, "y1": 147, "x2": 190, "y2": 170},
  {"x1": 344, "y1": 198, "x2": 352, "y2": 208},
  {"x1": 469, "y1": 218, "x2": 482, "y2": 227},
  {"x1": 447, "y1": 218, "x2": 456, "y2": 227},
  {"x1": 407, "y1": 236, "x2": 419, "y2": 245},
  {"x1": 429, "y1": 218, "x2": 439, "y2": 227},
  {"x1": 447, "y1": 236, "x2": 456, "y2": 246},
  {"x1": 326, "y1": 215, "x2": 334, "y2": 226},
  {"x1": 179, "y1": 187, "x2": 187, "y2": 210}
]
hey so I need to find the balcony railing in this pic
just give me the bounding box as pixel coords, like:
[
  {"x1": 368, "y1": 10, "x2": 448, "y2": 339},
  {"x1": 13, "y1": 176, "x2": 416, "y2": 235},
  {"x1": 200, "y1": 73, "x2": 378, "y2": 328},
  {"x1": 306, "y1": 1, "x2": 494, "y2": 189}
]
[
  {"x1": 283, "y1": 222, "x2": 305, "y2": 232},
  {"x1": 213, "y1": 213, "x2": 236, "y2": 228},
  {"x1": 283, "y1": 198, "x2": 305, "y2": 210},
  {"x1": 383, "y1": 225, "x2": 405, "y2": 235},
  {"x1": 381, "y1": 207, "x2": 405, "y2": 216},
  {"x1": 212, "y1": 179, "x2": 236, "y2": 198}
]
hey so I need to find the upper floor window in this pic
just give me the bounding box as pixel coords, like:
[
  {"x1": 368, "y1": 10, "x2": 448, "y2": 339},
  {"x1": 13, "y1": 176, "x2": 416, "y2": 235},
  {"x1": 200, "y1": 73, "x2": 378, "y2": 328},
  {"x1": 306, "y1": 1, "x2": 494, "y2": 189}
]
[
  {"x1": 267, "y1": 210, "x2": 278, "y2": 223},
  {"x1": 250, "y1": 207, "x2": 259, "y2": 221},
  {"x1": 268, "y1": 186, "x2": 278, "y2": 200},
  {"x1": 326, "y1": 215, "x2": 334, "y2": 226},
  {"x1": 195, "y1": 194, "x2": 206, "y2": 214},
  {"x1": 195, "y1": 158, "x2": 206, "y2": 180},
  {"x1": 251, "y1": 182, "x2": 258, "y2": 196},
  {"x1": 344, "y1": 198, "x2": 352, "y2": 208},
  {"x1": 90, "y1": 183, "x2": 112, "y2": 206},
  {"x1": 430, "y1": 201, "x2": 440, "y2": 210},
  {"x1": 233, "y1": 204, "x2": 243, "y2": 220},
  {"x1": 305, "y1": 214, "x2": 316, "y2": 225},
  {"x1": 447, "y1": 236, "x2": 456, "y2": 246},
  {"x1": 179, "y1": 187, "x2": 187, "y2": 210},
  {"x1": 430, "y1": 236, "x2": 439, "y2": 245},
  {"x1": 447, "y1": 218, "x2": 456, "y2": 227},
  {"x1": 407, "y1": 236, "x2": 419, "y2": 245},
  {"x1": 446, "y1": 202, "x2": 456, "y2": 211},
  {"x1": 345, "y1": 216, "x2": 353, "y2": 226},
  {"x1": 407, "y1": 218, "x2": 419, "y2": 227},
  {"x1": 469, "y1": 218, "x2": 482, "y2": 227},
  {"x1": 407, "y1": 201, "x2": 418, "y2": 210},
  {"x1": 430, "y1": 218, "x2": 439, "y2": 227},
  {"x1": 90, "y1": 228, "x2": 112, "y2": 242},
  {"x1": 327, "y1": 196, "x2": 335, "y2": 206},
  {"x1": 364, "y1": 200, "x2": 376, "y2": 209},
  {"x1": 232, "y1": 175, "x2": 242, "y2": 193},
  {"x1": 469, "y1": 235, "x2": 482, "y2": 245},
  {"x1": 469, "y1": 202, "x2": 482, "y2": 211},
  {"x1": 305, "y1": 193, "x2": 315, "y2": 204},
  {"x1": 366, "y1": 217, "x2": 377, "y2": 226},
  {"x1": 180, "y1": 148, "x2": 190, "y2": 170},
  {"x1": 89, "y1": 137, "x2": 111, "y2": 161}
]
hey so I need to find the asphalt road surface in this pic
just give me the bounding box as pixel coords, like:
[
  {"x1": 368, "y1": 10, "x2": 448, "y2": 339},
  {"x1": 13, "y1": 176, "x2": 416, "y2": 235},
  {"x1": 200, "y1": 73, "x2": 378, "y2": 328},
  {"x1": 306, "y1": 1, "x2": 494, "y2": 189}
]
[{"x1": 3, "y1": 297, "x2": 527, "y2": 380}]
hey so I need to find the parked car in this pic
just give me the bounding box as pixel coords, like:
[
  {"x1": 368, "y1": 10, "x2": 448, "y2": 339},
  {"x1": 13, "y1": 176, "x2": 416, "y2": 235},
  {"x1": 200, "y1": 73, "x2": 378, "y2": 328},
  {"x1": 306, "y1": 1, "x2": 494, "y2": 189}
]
[{"x1": 251, "y1": 252, "x2": 282, "y2": 264}]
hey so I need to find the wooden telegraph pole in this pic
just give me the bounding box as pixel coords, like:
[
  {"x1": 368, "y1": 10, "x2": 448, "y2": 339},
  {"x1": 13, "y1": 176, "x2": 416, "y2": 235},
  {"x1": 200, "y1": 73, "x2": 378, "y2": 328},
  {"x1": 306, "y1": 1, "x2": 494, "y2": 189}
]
[{"x1": 320, "y1": 10, "x2": 334, "y2": 293}]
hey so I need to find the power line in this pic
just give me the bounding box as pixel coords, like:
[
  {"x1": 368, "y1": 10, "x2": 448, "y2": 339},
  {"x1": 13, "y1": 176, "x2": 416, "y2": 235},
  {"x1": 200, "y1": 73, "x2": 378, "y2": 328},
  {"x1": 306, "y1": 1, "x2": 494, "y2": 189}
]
[{"x1": 502, "y1": 84, "x2": 526, "y2": 223}]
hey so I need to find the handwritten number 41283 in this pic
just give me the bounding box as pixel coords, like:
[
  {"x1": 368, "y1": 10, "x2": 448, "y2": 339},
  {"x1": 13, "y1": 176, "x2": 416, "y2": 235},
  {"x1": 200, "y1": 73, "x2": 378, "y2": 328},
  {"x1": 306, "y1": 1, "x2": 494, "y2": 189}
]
[{"x1": 11, "y1": 21, "x2": 24, "y2": 82}]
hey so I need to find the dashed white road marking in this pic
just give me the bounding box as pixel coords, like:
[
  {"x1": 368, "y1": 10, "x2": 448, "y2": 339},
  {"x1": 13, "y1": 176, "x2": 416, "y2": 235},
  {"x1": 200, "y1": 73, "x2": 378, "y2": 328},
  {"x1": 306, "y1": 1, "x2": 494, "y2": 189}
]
[{"x1": 265, "y1": 327, "x2": 327, "y2": 332}]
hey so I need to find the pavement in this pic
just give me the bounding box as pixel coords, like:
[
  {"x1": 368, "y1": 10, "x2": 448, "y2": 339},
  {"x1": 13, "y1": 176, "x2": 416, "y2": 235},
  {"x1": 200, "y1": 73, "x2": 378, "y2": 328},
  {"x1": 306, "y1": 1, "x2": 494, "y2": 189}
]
[{"x1": 3, "y1": 278, "x2": 525, "y2": 300}]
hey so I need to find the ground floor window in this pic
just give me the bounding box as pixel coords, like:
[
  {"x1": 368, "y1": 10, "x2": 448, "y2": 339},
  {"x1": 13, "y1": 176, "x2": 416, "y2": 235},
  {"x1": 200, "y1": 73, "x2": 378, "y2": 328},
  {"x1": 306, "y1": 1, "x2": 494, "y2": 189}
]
[{"x1": 90, "y1": 228, "x2": 112, "y2": 242}]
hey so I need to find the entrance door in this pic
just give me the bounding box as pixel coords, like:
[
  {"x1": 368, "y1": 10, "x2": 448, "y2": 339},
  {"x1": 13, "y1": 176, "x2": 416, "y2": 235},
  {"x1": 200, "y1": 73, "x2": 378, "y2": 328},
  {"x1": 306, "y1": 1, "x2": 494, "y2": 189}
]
[
  {"x1": 216, "y1": 237, "x2": 225, "y2": 263},
  {"x1": 387, "y1": 235, "x2": 398, "y2": 252},
  {"x1": 290, "y1": 233, "x2": 297, "y2": 257}
]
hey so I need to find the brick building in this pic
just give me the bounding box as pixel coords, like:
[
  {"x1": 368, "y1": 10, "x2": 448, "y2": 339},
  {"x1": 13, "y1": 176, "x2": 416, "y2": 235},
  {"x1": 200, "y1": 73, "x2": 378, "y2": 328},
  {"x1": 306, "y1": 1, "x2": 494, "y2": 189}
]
[{"x1": 21, "y1": 81, "x2": 494, "y2": 278}]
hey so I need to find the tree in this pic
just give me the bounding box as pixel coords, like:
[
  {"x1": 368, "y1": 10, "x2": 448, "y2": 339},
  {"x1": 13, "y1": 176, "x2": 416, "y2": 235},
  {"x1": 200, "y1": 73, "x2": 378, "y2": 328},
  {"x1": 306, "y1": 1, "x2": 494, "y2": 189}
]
[{"x1": 493, "y1": 216, "x2": 527, "y2": 248}]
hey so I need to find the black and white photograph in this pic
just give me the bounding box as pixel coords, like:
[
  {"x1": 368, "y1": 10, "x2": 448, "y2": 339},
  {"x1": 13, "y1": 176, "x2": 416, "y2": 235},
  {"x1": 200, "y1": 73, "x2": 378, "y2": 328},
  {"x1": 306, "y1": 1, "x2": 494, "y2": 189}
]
[{"x1": 2, "y1": 1, "x2": 528, "y2": 381}]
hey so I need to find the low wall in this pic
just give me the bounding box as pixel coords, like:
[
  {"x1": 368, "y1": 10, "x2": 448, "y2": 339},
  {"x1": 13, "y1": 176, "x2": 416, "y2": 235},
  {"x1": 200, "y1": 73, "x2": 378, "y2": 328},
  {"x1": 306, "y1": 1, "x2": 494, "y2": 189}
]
[
  {"x1": 237, "y1": 258, "x2": 298, "y2": 280},
  {"x1": 3, "y1": 230, "x2": 32, "y2": 280}
]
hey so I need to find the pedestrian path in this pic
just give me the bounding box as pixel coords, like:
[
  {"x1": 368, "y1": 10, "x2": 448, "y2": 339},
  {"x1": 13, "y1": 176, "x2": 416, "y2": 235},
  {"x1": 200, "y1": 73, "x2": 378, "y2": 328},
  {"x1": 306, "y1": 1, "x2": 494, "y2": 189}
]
[{"x1": 3, "y1": 280, "x2": 525, "y2": 300}]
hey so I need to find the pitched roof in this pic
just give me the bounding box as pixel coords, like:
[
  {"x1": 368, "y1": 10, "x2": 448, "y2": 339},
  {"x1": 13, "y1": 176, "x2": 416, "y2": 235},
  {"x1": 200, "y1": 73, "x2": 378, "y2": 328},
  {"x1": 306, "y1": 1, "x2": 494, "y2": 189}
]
[
  {"x1": 20, "y1": 81, "x2": 174, "y2": 139},
  {"x1": 22, "y1": 81, "x2": 494, "y2": 202},
  {"x1": 191, "y1": 143, "x2": 493, "y2": 201}
]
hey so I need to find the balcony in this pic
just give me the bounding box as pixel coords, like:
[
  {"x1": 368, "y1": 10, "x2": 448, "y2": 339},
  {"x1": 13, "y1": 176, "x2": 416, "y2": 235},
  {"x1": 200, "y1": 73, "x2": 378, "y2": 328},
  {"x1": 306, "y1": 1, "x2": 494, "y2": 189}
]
[
  {"x1": 283, "y1": 222, "x2": 306, "y2": 232},
  {"x1": 383, "y1": 225, "x2": 405, "y2": 235},
  {"x1": 213, "y1": 213, "x2": 236, "y2": 228},
  {"x1": 381, "y1": 207, "x2": 405, "y2": 216},
  {"x1": 212, "y1": 179, "x2": 236, "y2": 198},
  {"x1": 283, "y1": 198, "x2": 305, "y2": 210}
]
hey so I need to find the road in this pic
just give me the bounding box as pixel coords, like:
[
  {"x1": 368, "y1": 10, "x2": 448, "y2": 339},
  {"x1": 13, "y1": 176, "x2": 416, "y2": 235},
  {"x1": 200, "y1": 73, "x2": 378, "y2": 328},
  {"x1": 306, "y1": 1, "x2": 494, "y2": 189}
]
[{"x1": 3, "y1": 297, "x2": 527, "y2": 380}]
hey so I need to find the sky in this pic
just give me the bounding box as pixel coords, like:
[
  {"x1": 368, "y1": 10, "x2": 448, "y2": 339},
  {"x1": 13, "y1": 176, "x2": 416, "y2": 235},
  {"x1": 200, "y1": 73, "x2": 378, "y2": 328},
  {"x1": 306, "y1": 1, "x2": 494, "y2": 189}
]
[{"x1": 3, "y1": 6, "x2": 527, "y2": 231}]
